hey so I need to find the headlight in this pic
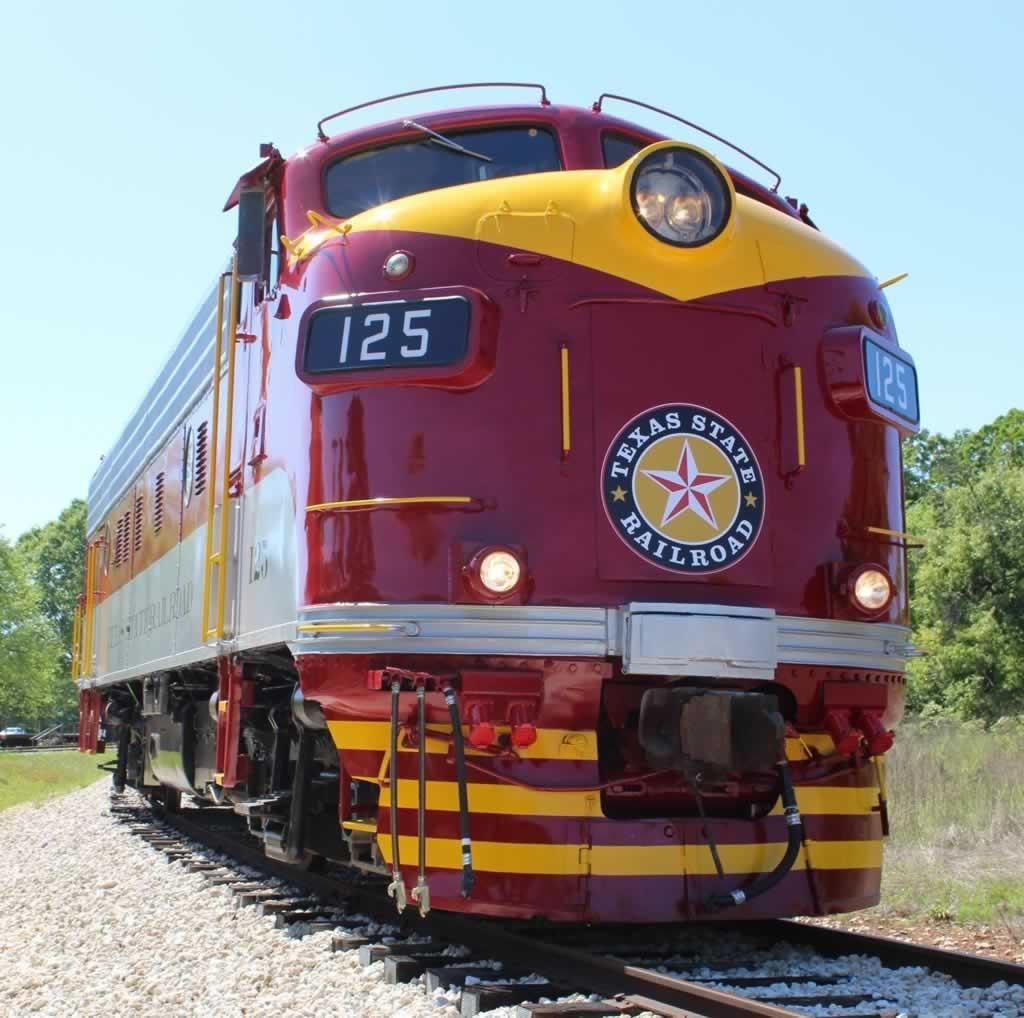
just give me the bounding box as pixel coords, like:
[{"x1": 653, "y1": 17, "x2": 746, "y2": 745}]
[
  {"x1": 848, "y1": 565, "x2": 894, "y2": 615},
  {"x1": 477, "y1": 549, "x2": 522, "y2": 595},
  {"x1": 630, "y1": 146, "x2": 732, "y2": 247}
]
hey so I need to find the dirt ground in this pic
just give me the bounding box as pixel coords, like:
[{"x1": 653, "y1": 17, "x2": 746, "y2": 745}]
[{"x1": 803, "y1": 912, "x2": 1024, "y2": 965}]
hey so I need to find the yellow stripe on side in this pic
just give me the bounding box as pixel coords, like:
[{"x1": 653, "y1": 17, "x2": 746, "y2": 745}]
[
  {"x1": 373, "y1": 778, "x2": 878, "y2": 820},
  {"x1": 379, "y1": 779, "x2": 599, "y2": 817},
  {"x1": 777, "y1": 785, "x2": 880, "y2": 816},
  {"x1": 334, "y1": 723, "x2": 831, "y2": 764},
  {"x1": 377, "y1": 835, "x2": 882, "y2": 876},
  {"x1": 328, "y1": 720, "x2": 599, "y2": 761},
  {"x1": 591, "y1": 839, "x2": 882, "y2": 877}
]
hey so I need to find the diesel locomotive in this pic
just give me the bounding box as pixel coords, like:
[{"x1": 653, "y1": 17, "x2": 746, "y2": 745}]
[{"x1": 74, "y1": 83, "x2": 920, "y2": 922}]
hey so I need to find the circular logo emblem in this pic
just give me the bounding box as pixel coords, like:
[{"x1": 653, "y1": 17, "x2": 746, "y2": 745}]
[{"x1": 601, "y1": 404, "x2": 765, "y2": 575}]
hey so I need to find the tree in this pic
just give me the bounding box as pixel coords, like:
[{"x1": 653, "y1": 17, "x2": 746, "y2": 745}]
[
  {"x1": 0, "y1": 533, "x2": 61, "y2": 725},
  {"x1": 903, "y1": 410, "x2": 1024, "y2": 505},
  {"x1": 17, "y1": 500, "x2": 86, "y2": 674},
  {"x1": 906, "y1": 465, "x2": 1024, "y2": 722},
  {"x1": 15, "y1": 499, "x2": 85, "y2": 720}
]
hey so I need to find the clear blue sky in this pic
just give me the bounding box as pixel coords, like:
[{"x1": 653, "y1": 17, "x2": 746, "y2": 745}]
[{"x1": 1, "y1": 1, "x2": 1021, "y2": 538}]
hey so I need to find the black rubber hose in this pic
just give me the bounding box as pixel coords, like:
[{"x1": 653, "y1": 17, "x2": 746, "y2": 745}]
[
  {"x1": 112, "y1": 725, "x2": 130, "y2": 793},
  {"x1": 707, "y1": 759, "x2": 803, "y2": 911},
  {"x1": 444, "y1": 687, "x2": 475, "y2": 899}
]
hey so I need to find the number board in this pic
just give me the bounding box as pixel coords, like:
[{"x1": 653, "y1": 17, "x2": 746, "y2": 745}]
[
  {"x1": 863, "y1": 335, "x2": 919, "y2": 424},
  {"x1": 303, "y1": 296, "x2": 470, "y2": 374}
]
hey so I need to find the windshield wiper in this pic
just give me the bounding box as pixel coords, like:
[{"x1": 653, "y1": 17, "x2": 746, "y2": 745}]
[{"x1": 402, "y1": 120, "x2": 493, "y2": 162}]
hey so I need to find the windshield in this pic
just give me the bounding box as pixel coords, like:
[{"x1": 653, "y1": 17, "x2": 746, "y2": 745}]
[{"x1": 324, "y1": 125, "x2": 562, "y2": 219}]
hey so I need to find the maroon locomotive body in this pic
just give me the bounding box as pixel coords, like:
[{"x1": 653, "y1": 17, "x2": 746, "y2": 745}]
[{"x1": 76, "y1": 85, "x2": 918, "y2": 922}]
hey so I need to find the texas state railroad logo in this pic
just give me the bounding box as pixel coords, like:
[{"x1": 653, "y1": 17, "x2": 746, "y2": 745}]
[{"x1": 601, "y1": 404, "x2": 765, "y2": 575}]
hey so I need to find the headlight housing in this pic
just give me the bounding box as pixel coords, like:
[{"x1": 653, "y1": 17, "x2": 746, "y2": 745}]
[
  {"x1": 847, "y1": 563, "x2": 895, "y2": 616},
  {"x1": 630, "y1": 145, "x2": 732, "y2": 247}
]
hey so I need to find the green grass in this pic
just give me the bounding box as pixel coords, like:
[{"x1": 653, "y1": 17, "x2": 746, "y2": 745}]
[
  {"x1": 0, "y1": 750, "x2": 113, "y2": 812},
  {"x1": 879, "y1": 717, "x2": 1024, "y2": 925}
]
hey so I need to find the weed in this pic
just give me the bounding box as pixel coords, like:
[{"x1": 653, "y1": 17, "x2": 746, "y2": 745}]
[{"x1": 880, "y1": 719, "x2": 1024, "y2": 923}]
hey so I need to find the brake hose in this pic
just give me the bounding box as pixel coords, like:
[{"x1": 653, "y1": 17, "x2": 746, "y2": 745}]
[
  {"x1": 443, "y1": 686, "x2": 475, "y2": 898},
  {"x1": 707, "y1": 759, "x2": 803, "y2": 911}
]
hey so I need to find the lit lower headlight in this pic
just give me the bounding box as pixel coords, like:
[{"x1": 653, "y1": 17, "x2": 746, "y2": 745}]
[
  {"x1": 849, "y1": 565, "x2": 894, "y2": 615},
  {"x1": 477, "y1": 549, "x2": 522, "y2": 595},
  {"x1": 631, "y1": 146, "x2": 732, "y2": 247}
]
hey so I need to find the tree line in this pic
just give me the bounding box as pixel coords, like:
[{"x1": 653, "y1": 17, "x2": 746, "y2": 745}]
[
  {"x1": 1, "y1": 411, "x2": 1022, "y2": 727},
  {"x1": 0, "y1": 500, "x2": 84, "y2": 727}
]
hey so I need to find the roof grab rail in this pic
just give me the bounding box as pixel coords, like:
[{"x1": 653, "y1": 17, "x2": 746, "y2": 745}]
[
  {"x1": 592, "y1": 93, "x2": 782, "y2": 192},
  {"x1": 316, "y1": 82, "x2": 551, "y2": 142}
]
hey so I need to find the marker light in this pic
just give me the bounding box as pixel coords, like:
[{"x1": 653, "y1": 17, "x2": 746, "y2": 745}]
[
  {"x1": 478, "y1": 549, "x2": 522, "y2": 595},
  {"x1": 383, "y1": 250, "x2": 413, "y2": 280},
  {"x1": 849, "y1": 565, "x2": 894, "y2": 615},
  {"x1": 631, "y1": 146, "x2": 732, "y2": 247}
]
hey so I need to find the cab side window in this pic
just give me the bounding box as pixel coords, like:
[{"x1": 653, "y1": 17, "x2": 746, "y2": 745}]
[{"x1": 602, "y1": 133, "x2": 647, "y2": 168}]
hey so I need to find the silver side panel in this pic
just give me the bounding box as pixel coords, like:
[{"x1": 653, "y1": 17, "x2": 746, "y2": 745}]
[
  {"x1": 292, "y1": 603, "x2": 613, "y2": 658},
  {"x1": 82, "y1": 469, "x2": 300, "y2": 690},
  {"x1": 777, "y1": 615, "x2": 918, "y2": 672}
]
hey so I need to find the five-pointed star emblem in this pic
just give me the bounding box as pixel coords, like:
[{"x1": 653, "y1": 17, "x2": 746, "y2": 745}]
[{"x1": 642, "y1": 439, "x2": 730, "y2": 528}]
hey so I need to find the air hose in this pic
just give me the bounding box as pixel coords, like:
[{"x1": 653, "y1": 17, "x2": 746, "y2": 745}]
[
  {"x1": 707, "y1": 759, "x2": 803, "y2": 911},
  {"x1": 443, "y1": 686, "x2": 475, "y2": 899}
]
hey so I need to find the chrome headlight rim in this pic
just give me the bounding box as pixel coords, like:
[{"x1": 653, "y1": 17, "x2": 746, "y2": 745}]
[{"x1": 629, "y1": 144, "x2": 733, "y2": 249}]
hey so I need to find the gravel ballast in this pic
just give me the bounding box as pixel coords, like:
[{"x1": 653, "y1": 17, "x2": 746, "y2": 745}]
[
  {"x1": 0, "y1": 781, "x2": 461, "y2": 1018},
  {"x1": 2, "y1": 780, "x2": 1022, "y2": 1018}
]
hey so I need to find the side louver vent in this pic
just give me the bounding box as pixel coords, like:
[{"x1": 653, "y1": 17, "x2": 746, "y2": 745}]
[
  {"x1": 114, "y1": 511, "x2": 130, "y2": 567},
  {"x1": 153, "y1": 472, "x2": 165, "y2": 533},
  {"x1": 195, "y1": 421, "x2": 209, "y2": 497},
  {"x1": 133, "y1": 495, "x2": 144, "y2": 555}
]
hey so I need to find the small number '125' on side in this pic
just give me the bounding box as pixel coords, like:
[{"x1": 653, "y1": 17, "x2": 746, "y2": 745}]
[
  {"x1": 864, "y1": 337, "x2": 919, "y2": 424},
  {"x1": 303, "y1": 296, "x2": 471, "y2": 375}
]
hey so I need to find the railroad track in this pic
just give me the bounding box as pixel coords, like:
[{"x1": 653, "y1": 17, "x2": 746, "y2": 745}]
[
  {"x1": 0, "y1": 744, "x2": 77, "y2": 753},
  {"x1": 109, "y1": 792, "x2": 1024, "y2": 1018}
]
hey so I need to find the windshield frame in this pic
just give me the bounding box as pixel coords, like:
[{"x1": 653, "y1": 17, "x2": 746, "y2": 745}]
[{"x1": 320, "y1": 120, "x2": 565, "y2": 220}]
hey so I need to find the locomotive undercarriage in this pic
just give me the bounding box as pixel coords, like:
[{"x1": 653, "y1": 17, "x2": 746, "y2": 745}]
[
  {"x1": 103, "y1": 654, "x2": 349, "y2": 868},
  {"x1": 99, "y1": 648, "x2": 868, "y2": 897}
]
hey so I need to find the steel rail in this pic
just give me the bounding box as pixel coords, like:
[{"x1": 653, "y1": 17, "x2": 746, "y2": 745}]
[
  {"x1": 142, "y1": 800, "x2": 1024, "y2": 1015},
  {"x1": 752, "y1": 919, "x2": 1024, "y2": 990},
  {"x1": 0, "y1": 744, "x2": 78, "y2": 753},
  {"x1": 150, "y1": 802, "x2": 796, "y2": 1017}
]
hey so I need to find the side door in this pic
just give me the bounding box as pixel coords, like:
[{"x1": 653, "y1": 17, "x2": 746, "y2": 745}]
[{"x1": 235, "y1": 199, "x2": 298, "y2": 645}]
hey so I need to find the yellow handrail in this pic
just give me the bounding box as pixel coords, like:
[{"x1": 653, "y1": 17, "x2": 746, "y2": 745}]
[
  {"x1": 306, "y1": 496, "x2": 476, "y2": 513},
  {"x1": 793, "y1": 365, "x2": 806, "y2": 469},
  {"x1": 201, "y1": 260, "x2": 242, "y2": 642},
  {"x1": 560, "y1": 344, "x2": 571, "y2": 459},
  {"x1": 71, "y1": 604, "x2": 82, "y2": 680},
  {"x1": 217, "y1": 264, "x2": 242, "y2": 639},
  {"x1": 201, "y1": 271, "x2": 229, "y2": 641},
  {"x1": 81, "y1": 543, "x2": 96, "y2": 678}
]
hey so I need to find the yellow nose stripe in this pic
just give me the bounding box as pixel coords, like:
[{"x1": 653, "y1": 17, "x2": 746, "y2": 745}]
[{"x1": 343, "y1": 164, "x2": 871, "y2": 304}]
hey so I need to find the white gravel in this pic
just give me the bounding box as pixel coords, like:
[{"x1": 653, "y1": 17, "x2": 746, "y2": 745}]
[
  {"x1": 3, "y1": 781, "x2": 1021, "y2": 1018},
  {"x1": 0, "y1": 782, "x2": 463, "y2": 1018}
]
